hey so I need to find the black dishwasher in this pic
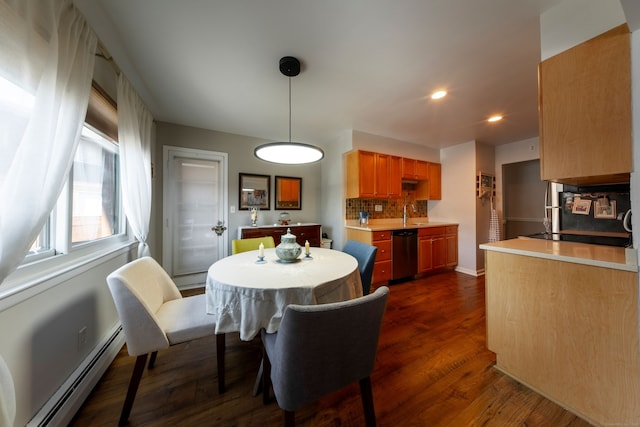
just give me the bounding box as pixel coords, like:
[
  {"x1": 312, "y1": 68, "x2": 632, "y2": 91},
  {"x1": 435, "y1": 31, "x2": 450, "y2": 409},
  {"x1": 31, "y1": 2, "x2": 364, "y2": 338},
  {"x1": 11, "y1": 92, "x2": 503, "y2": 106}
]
[{"x1": 392, "y1": 229, "x2": 418, "y2": 280}]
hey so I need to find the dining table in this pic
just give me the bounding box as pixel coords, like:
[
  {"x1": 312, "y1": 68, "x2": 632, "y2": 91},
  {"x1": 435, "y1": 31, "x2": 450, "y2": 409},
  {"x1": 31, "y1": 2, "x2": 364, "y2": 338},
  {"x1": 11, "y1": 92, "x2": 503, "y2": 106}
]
[{"x1": 205, "y1": 247, "x2": 363, "y2": 342}]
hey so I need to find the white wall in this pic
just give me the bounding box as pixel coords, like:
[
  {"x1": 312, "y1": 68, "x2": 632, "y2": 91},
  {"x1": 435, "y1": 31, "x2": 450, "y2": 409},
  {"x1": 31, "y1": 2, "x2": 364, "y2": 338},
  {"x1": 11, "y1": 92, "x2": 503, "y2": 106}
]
[
  {"x1": 540, "y1": 0, "x2": 626, "y2": 60},
  {"x1": 430, "y1": 141, "x2": 478, "y2": 275},
  {"x1": 351, "y1": 130, "x2": 440, "y2": 162},
  {"x1": 494, "y1": 137, "x2": 540, "y2": 236},
  {"x1": 0, "y1": 248, "x2": 134, "y2": 426},
  {"x1": 153, "y1": 122, "x2": 323, "y2": 257},
  {"x1": 320, "y1": 129, "x2": 353, "y2": 250},
  {"x1": 475, "y1": 142, "x2": 496, "y2": 269}
]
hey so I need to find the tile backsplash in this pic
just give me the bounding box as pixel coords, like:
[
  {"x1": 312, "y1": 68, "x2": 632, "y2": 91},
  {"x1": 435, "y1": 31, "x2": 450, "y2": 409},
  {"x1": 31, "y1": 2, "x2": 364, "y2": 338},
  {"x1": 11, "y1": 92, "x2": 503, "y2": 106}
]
[{"x1": 346, "y1": 198, "x2": 428, "y2": 220}]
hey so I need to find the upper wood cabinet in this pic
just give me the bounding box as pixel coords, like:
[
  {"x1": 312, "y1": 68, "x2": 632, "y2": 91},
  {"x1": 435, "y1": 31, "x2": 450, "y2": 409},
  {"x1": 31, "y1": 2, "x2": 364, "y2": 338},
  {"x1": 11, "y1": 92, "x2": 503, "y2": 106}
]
[
  {"x1": 345, "y1": 150, "x2": 401, "y2": 198},
  {"x1": 346, "y1": 150, "x2": 440, "y2": 199},
  {"x1": 539, "y1": 24, "x2": 631, "y2": 185},
  {"x1": 375, "y1": 153, "x2": 402, "y2": 198},
  {"x1": 345, "y1": 150, "x2": 376, "y2": 198},
  {"x1": 402, "y1": 158, "x2": 429, "y2": 180},
  {"x1": 415, "y1": 162, "x2": 441, "y2": 200},
  {"x1": 427, "y1": 162, "x2": 441, "y2": 200}
]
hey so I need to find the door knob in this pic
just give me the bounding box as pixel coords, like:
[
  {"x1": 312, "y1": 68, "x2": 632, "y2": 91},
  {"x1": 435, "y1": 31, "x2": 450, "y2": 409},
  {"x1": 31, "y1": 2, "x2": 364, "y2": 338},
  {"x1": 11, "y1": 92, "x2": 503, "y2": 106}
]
[{"x1": 212, "y1": 221, "x2": 227, "y2": 236}]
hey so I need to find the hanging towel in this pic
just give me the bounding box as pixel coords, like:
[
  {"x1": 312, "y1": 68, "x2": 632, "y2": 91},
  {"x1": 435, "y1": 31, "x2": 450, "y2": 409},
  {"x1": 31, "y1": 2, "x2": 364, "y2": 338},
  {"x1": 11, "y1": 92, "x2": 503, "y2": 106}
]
[{"x1": 489, "y1": 196, "x2": 501, "y2": 243}]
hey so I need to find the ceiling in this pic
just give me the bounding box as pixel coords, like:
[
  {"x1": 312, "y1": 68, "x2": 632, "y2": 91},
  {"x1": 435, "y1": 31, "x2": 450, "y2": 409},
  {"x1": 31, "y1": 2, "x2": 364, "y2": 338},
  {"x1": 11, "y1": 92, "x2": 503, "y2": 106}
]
[{"x1": 74, "y1": 0, "x2": 566, "y2": 150}]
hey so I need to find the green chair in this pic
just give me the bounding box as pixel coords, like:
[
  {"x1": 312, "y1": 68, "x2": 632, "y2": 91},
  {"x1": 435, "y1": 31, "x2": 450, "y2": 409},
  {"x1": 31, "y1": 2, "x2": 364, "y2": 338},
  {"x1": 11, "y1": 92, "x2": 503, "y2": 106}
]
[{"x1": 232, "y1": 236, "x2": 276, "y2": 255}]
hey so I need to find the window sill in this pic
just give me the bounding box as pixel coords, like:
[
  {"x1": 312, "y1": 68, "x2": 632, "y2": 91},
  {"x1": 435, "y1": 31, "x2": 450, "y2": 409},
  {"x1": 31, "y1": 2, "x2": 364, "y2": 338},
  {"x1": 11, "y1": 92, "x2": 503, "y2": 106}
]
[{"x1": 0, "y1": 236, "x2": 137, "y2": 311}]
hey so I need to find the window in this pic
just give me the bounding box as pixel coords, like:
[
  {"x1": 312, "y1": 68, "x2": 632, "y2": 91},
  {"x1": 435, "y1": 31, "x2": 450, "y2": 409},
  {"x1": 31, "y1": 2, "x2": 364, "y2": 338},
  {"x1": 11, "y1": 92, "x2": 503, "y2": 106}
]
[
  {"x1": 72, "y1": 126, "x2": 120, "y2": 245},
  {"x1": 22, "y1": 83, "x2": 124, "y2": 264}
]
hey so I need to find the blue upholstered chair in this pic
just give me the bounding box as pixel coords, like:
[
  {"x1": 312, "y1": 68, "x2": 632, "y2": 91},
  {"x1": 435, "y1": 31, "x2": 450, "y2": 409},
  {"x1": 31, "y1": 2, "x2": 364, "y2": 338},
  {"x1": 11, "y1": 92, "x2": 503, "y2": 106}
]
[
  {"x1": 261, "y1": 286, "x2": 389, "y2": 427},
  {"x1": 342, "y1": 240, "x2": 378, "y2": 295}
]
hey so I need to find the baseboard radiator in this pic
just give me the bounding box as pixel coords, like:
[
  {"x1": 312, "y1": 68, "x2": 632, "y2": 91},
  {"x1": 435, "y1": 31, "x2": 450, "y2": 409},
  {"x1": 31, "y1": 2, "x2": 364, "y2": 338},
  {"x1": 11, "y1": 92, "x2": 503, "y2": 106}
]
[{"x1": 27, "y1": 324, "x2": 125, "y2": 427}]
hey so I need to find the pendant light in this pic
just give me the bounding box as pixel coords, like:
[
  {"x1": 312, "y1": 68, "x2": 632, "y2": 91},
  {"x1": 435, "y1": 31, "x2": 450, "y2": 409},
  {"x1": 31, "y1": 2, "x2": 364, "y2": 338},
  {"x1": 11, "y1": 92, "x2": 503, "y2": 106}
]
[{"x1": 254, "y1": 56, "x2": 324, "y2": 164}]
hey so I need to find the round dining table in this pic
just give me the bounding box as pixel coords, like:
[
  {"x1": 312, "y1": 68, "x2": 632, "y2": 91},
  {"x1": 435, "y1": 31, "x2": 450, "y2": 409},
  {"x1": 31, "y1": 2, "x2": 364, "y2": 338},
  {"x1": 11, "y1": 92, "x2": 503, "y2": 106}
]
[{"x1": 205, "y1": 247, "x2": 363, "y2": 341}]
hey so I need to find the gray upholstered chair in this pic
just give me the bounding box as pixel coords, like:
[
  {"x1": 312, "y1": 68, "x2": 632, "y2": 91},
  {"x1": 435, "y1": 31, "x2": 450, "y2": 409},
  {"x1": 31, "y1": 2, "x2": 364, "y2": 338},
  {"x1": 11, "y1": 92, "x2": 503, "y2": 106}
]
[
  {"x1": 343, "y1": 240, "x2": 378, "y2": 295},
  {"x1": 261, "y1": 286, "x2": 389, "y2": 427},
  {"x1": 106, "y1": 257, "x2": 225, "y2": 425}
]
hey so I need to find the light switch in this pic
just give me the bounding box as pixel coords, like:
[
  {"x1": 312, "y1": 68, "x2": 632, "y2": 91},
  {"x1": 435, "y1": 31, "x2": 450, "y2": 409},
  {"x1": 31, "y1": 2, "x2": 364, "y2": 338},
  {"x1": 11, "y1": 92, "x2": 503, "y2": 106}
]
[{"x1": 375, "y1": 204, "x2": 383, "y2": 212}]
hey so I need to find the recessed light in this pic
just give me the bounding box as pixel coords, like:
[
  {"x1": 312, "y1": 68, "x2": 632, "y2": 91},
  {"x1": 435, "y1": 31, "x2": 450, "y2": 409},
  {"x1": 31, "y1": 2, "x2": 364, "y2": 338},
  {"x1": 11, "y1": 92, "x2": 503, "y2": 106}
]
[
  {"x1": 487, "y1": 115, "x2": 503, "y2": 123},
  {"x1": 431, "y1": 90, "x2": 447, "y2": 100}
]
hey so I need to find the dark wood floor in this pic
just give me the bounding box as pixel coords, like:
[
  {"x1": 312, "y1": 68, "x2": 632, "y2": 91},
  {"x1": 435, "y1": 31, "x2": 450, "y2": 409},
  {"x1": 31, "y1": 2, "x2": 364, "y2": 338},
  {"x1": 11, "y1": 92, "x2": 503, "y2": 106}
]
[{"x1": 70, "y1": 271, "x2": 592, "y2": 426}]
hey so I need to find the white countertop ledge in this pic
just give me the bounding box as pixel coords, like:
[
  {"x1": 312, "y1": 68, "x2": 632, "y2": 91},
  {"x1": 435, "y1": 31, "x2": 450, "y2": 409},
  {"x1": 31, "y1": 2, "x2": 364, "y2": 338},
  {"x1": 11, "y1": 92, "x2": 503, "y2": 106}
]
[
  {"x1": 344, "y1": 220, "x2": 457, "y2": 232},
  {"x1": 480, "y1": 238, "x2": 638, "y2": 272}
]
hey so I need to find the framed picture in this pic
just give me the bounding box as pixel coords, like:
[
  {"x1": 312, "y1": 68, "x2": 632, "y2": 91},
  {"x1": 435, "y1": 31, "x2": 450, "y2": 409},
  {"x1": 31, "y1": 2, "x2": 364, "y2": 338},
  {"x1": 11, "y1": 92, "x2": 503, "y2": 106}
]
[
  {"x1": 594, "y1": 199, "x2": 616, "y2": 219},
  {"x1": 275, "y1": 176, "x2": 302, "y2": 210},
  {"x1": 239, "y1": 173, "x2": 270, "y2": 210},
  {"x1": 571, "y1": 197, "x2": 592, "y2": 215}
]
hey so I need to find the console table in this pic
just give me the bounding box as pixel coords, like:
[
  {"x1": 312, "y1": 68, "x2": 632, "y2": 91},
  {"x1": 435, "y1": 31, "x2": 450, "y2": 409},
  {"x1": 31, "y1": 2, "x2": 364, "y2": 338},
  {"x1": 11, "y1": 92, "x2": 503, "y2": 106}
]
[{"x1": 238, "y1": 223, "x2": 321, "y2": 247}]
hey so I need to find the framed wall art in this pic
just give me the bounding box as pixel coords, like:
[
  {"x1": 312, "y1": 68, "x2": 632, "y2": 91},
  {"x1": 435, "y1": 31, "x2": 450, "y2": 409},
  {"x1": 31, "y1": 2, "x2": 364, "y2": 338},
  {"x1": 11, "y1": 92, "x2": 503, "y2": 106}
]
[
  {"x1": 275, "y1": 176, "x2": 302, "y2": 210},
  {"x1": 594, "y1": 199, "x2": 616, "y2": 219},
  {"x1": 239, "y1": 173, "x2": 270, "y2": 210},
  {"x1": 571, "y1": 197, "x2": 591, "y2": 215}
]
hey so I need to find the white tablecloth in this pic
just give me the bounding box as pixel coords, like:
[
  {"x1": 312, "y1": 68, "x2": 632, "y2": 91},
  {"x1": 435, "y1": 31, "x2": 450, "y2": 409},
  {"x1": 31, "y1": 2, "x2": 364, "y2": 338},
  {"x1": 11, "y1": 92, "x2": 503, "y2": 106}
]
[{"x1": 206, "y1": 248, "x2": 362, "y2": 340}]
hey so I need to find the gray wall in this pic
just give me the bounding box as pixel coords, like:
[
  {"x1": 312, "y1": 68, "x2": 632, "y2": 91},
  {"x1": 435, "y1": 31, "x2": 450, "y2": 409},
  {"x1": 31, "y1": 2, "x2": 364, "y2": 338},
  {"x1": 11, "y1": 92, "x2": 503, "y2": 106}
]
[{"x1": 153, "y1": 122, "x2": 323, "y2": 258}]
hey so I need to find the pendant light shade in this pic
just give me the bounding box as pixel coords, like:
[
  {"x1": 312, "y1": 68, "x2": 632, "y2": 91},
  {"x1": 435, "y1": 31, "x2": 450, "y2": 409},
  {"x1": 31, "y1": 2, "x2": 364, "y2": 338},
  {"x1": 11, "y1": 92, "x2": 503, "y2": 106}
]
[{"x1": 255, "y1": 57, "x2": 324, "y2": 164}]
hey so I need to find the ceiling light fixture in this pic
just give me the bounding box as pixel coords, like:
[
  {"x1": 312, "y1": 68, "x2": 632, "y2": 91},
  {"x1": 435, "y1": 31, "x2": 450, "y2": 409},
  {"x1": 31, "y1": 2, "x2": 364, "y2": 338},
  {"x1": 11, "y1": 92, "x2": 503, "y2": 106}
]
[
  {"x1": 431, "y1": 90, "x2": 447, "y2": 100},
  {"x1": 487, "y1": 115, "x2": 503, "y2": 123},
  {"x1": 255, "y1": 56, "x2": 324, "y2": 164}
]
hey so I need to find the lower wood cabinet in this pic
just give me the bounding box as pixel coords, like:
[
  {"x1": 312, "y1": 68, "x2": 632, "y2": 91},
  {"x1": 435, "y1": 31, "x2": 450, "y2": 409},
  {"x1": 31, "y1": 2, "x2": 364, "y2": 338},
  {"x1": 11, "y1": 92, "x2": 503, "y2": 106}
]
[
  {"x1": 418, "y1": 225, "x2": 457, "y2": 274},
  {"x1": 240, "y1": 224, "x2": 321, "y2": 247},
  {"x1": 485, "y1": 250, "x2": 639, "y2": 425},
  {"x1": 347, "y1": 224, "x2": 457, "y2": 284},
  {"x1": 345, "y1": 228, "x2": 392, "y2": 284},
  {"x1": 371, "y1": 230, "x2": 392, "y2": 284}
]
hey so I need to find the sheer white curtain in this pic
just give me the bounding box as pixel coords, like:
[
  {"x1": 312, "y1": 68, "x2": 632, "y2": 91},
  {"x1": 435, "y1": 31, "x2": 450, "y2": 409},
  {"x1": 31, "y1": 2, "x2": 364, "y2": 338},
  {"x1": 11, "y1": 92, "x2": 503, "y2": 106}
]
[
  {"x1": 117, "y1": 74, "x2": 153, "y2": 258},
  {"x1": 0, "y1": 0, "x2": 97, "y2": 283}
]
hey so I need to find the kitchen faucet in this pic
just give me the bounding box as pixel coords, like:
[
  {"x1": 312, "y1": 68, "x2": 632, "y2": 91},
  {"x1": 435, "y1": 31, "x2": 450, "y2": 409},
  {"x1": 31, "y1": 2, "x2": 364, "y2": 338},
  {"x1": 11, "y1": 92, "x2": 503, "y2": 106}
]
[{"x1": 403, "y1": 202, "x2": 416, "y2": 226}]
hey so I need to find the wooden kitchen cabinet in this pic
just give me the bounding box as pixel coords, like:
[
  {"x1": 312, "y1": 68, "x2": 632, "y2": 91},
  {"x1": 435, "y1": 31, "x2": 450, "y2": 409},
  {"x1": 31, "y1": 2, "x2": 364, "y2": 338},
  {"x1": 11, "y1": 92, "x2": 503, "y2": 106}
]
[
  {"x1": 240, "y1": 224, "x2": 321, "y2": 247},
  {"x1": 345, "y1": 228, "x2": 392, "y2": 284},
  {"x1": 445, "y1": 225, "x2": 458, "y2": 267},
  {"x1": 371, "y1": 230, "x2": 392, "y2": 284},
  {"x1": 345, "y1": 150, "x2": 376, "y2": 198},
  {"x1": 539, "y1": 24, "x2": 631, "y2": 185},
  {"x1": 345, "y1": 150, "x2": 401, "y2": 198},
  {"x1": 484, "y1": 249, "x2": 639, "y2": 425},
  {"x1": 427, "y1": 162, "x2": 441, "y2": 200},
  {"x1": 415, "y1": 162, "x2": 442, "y2": 200},
  {"x1": 418, "y1": 225, "x2": 457, "y2": 273},
  {"x1": 401, "y1": 158, "x2": 429, "y2": 180},
  {"x1": 375, "y1": 153, "x2": 402, "y2": 198}
]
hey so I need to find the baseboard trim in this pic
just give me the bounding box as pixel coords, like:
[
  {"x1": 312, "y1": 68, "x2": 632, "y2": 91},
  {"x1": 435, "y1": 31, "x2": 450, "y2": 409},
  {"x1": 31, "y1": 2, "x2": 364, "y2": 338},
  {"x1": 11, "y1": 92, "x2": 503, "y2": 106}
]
[
  {"x1": 455, "y1": 266, "x2": 484, "y2": 276},
  {"x1": 27, "y1": 324, "x2": 124, "y2": 427}
]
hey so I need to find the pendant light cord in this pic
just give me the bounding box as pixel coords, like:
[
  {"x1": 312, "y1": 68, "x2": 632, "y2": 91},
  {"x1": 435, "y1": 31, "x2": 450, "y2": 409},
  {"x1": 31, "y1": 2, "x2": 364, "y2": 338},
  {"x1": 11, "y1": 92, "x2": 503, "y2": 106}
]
[{"x1": 288, "y1": 77, "x2": 292, "y2": 143}]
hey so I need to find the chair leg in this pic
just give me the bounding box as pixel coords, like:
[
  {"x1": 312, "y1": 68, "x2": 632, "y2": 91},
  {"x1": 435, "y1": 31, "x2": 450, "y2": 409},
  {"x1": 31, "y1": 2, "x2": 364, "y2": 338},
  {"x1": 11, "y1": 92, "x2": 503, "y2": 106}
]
[
  {"x1": 216, "y1": 333, "x2": 225, "y2": 394},
  {"x1": 283, "y1": 410, "x2": 295, "y2": 427},
  {"x1": 119, "y1": 354, "x2": 148, "y2": 425},
  {"x1": 252, "y1": 358, "x2": 263, "y2": 397},
  {"x1": 147, "y1": 351, "x2": 158, "y2": 369},
  {"x1": 359, "y1": 376, "x2": 377, "y2": 427},
  {"x1": 262, "y1": 348, "x2": 271, "y2": 405}
]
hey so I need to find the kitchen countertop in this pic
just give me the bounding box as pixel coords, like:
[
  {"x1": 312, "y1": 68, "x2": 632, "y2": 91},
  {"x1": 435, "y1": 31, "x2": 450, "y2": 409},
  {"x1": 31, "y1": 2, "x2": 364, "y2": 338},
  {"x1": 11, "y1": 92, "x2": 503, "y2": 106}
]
[
  {"x1": 480, "y1": 237, "x2": 638, "y2": 272},
  {"x1": 344, "y1": 219, "x2": 458, "y2": 232}
]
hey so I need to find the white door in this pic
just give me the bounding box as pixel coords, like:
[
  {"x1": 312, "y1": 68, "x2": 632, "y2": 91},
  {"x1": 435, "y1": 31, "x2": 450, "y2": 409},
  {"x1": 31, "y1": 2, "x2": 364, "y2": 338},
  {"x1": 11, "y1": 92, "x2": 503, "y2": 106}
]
[{"x1": 163, "y1": 146, "x2": 228, "y2": 287}]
